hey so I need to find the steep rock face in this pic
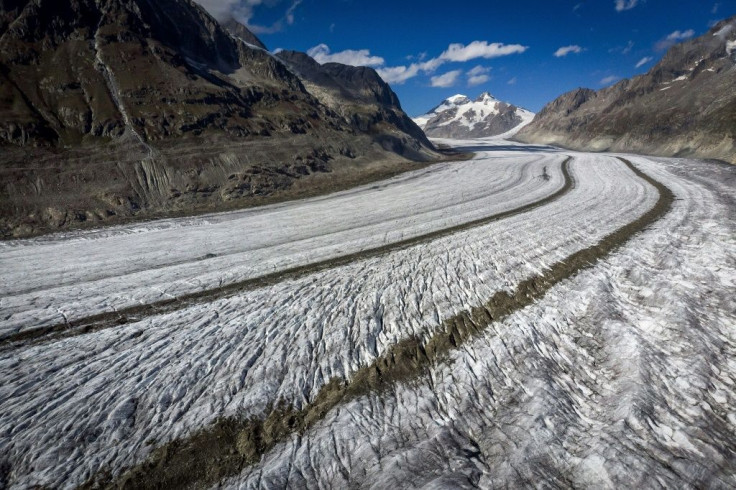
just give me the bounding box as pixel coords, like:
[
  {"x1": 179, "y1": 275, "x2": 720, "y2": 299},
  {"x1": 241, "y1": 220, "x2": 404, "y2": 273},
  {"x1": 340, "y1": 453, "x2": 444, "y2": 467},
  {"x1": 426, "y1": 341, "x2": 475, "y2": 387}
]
[
  {"x1": 414, "y1": 92, "x2": 535, "y2": 139},
  {"x1": 276, "y1": 50, "x2": 433, "y2": 159},
  {"x1": 0, "y1": 0, "x2": 318, "y2": 146},
  {"x1": 0, "y1": 0, "x2": 438, "y2": 237},
  {"x1": 516, "y1": 16, "x2": 736, "y2": 164},
  {"x1": 221, "y1": 17, "x2": 267, "y2": 50}
]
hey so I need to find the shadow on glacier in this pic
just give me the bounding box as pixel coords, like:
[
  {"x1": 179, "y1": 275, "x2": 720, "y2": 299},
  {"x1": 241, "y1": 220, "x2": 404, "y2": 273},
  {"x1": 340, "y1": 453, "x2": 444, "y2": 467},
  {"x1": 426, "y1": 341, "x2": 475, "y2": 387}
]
[{"x1": 447, "y1": 144, "x2": 562, "y2": 153}]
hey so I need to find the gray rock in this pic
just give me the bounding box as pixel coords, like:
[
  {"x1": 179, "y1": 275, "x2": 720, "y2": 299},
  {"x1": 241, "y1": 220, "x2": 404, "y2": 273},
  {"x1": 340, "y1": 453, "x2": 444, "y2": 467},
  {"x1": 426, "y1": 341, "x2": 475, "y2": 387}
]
[{"x1": 0, "y1": 0, "x2": 439, "y2": 237}]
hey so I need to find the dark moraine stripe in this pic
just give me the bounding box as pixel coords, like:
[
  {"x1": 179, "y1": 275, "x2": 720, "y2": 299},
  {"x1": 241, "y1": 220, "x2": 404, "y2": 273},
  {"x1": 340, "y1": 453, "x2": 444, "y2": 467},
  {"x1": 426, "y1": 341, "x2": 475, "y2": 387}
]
[
  {"x1": 4, "y1": 158, "x2": 573, "y2": 349},
  {"x1": 84, "y1": 157, "x2": 673, "y2": 490}
]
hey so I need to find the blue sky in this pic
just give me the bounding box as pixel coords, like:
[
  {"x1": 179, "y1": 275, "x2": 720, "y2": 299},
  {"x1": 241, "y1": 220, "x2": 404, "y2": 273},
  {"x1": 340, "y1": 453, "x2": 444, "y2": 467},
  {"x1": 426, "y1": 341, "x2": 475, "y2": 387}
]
[{"x1": 196, "y1": 0, "x2": 736, "y2": 116}]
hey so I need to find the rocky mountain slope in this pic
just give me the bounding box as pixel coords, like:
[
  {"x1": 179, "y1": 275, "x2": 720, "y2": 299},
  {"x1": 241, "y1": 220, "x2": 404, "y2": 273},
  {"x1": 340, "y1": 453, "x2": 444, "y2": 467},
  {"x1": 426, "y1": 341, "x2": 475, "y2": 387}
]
[
  {"x1": 221, "y1": 17, "x2": 267, "y2": 50},
  {"x1": 0, "y1": 0, "x2": 437, "y2": 238},
  {"x1": 414, "y1": 92, "x2": 535, "y2": 138},
  {"x1": 276, "y1": 50, "x2": 433, "y2": 160},
  {"x1": 515, "y1": 16, "x2": 736, "y2": 164}
]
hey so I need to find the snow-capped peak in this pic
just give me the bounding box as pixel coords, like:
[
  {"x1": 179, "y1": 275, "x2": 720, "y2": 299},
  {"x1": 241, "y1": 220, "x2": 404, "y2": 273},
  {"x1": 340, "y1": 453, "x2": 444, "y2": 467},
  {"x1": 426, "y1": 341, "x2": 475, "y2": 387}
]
[
  {"x1": 447, "y1": 94, "x2": 470, "y2": 103},
  {"x1": 475, "y1": 92, "x2": 497, "y2": 102},
  {"x1": 412, "y1": 91, "x2": 536, "y2": 139}
]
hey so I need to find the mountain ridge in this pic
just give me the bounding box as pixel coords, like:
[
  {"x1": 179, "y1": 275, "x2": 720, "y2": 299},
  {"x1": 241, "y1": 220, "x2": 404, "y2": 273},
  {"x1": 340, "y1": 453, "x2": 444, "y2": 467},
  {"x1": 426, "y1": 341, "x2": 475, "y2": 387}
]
[
  {"x1": 0, "y1": 0, "x2": 438, "y2": 238},
  {"x1": 515, "y1": 16, "x2": 736, "y2": 164},
  {"x1": 276, "y1": 50, "x2": 432, "y2": 159},
  {"x1": 414, "y1": 92, "x2": 535, "y2": 139}
]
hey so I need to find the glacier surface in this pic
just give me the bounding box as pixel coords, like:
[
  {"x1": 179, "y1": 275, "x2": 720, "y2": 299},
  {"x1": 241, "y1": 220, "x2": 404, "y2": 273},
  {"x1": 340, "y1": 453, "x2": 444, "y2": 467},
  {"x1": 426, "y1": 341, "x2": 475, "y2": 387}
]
[{"x1": 0, "y1": 139, "x2": 733, "y2": 488}]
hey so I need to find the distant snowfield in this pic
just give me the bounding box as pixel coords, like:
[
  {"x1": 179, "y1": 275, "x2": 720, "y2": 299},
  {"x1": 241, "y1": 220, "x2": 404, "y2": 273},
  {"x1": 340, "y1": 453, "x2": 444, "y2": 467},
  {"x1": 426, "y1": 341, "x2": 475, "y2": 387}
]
[
  {"x1": 413, "y1": 92, "x2": 535, "y2": 135},
  {"x1": 1, "y1": 139, "x2": 734, "y2": 489}
]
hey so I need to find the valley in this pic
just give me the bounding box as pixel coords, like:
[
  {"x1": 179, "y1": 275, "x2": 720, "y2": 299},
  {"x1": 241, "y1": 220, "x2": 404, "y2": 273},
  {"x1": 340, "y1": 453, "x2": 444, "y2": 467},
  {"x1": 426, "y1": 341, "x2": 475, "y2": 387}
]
[
  {"x1": 1, "y1": 137, "x2": 734, "y2": 488},
  {"x1": 0, "y1": 2, "x2": 734, "y2": 488}
]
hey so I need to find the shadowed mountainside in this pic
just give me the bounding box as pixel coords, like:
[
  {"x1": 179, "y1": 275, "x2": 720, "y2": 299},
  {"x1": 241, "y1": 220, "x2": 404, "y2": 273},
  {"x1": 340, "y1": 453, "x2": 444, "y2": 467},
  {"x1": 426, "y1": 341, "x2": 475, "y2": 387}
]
[
  {"x1": 276, "y1": 50, "x2": 434, "y2": 160},
  {"x1": 0, "y1": 0, "x2": 437, "y2": 237}
]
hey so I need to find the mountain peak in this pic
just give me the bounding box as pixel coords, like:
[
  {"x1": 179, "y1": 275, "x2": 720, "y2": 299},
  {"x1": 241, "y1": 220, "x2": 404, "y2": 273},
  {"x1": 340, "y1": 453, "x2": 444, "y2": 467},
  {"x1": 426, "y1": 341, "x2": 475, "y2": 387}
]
[
  {"x1": 475, "y1": 92, "x2": 496, "y2": 102},
  {"x1": 221, "y1": 17, "x2": 267, "y2": 50},
  {"x1": 413, "y1": 92, "x2": 535, "y2": 138},
  {"x1": 446, "y1": 94, "x2": 470, "y2": 104}
]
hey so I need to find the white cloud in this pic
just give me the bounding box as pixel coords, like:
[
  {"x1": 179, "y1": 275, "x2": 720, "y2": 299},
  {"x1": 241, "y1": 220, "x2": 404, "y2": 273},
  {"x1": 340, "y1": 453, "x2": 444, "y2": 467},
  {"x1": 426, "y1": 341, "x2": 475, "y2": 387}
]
[
  {"x1": 615, "y1": 0, "x2": 639, "y2": 12},
  {"x1": 431, "y1": 70, "x2": 462, "y2": 88},
  {"x1": 193, "y1": 0, "x2": 250, "y2": 21},
  {"x1": 466, "y1": 65, "x2": 489, "y2": 76},
  {"x1": 468, "y1": 74, "x2": 490, "y2": 86},
  {"x1": 554, "y1": 45, "x2": 583, "y2": 57},
  {"x1": 600, "y1": 75, "x2": 621, "y2": 85},
  {"x1": 608, "y1": 40, "x2": 634, "y2": 54},
  {"x1": 507, "y1": 77, "x2": 518, "y2": 85},
  {"x1": 466, "y1": 66, "x2": 491, "y2": 86},
  {"x1": 655, "y1": 29, "x2": 695, "y2": 50},
  {"x1": 635, "y1": 56, "x2": 653, "y2": 68},
  {"x1": 712, "y1": 3, "x2": 720, "y2": 14},
  {"x1": 193, "y1": 0, "x2": 301, "y2": 34},
  {"x1": 376, "y1": 57, "x2": 445, "y2": 84},
  {"x1": 306, "y1": 44, "x2": 385, "y2": 66},
  {"x1": 666, "y1": 29, "x2": 696, "y2": 41},
  {"x1": 439, "y1": 41, "x2": 528, "y2": 62},
  {"x1": 377, "y1": 40, "x2": 526, "y2": 85},
  {"x1": 376, "y1": 65, "x2": 420, "y2": 84},
  {"x1": 405, "y1": 52, "x2": 428, "y2": 61},
  {"x1": 284, "y1": 0, "x2": 300, "y2": 24}
]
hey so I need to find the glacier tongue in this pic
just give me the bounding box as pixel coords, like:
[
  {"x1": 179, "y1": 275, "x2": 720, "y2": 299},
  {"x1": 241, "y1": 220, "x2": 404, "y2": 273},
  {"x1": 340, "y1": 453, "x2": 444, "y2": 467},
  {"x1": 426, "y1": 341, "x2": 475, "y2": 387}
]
[
  {"x1": 222, "y1": 154, "x2": 736, "y2": 489},
  {"x1": 0, "y1": 138, "x2": 734, "y2": 489}
]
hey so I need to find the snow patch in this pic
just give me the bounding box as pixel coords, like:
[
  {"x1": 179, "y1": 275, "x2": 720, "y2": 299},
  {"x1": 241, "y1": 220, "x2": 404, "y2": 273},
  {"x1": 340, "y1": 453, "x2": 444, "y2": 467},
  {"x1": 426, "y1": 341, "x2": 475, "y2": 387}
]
[
  {"x1": 726, "y1": 40, "x2": 736, "y2": 56},
  {"x1": 713, "y1": 24, "x2": 734, "y2": 39},
  {"x1": 413, "y1": 92, "x2": 534, "y2": 134}
]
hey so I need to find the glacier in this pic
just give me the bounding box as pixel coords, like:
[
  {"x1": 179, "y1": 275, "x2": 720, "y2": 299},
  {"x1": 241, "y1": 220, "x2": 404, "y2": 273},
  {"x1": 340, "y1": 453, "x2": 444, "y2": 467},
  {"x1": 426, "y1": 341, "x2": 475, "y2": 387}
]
[{"x1": 0, "y1": 138, "x2": 733, "y2": 488}]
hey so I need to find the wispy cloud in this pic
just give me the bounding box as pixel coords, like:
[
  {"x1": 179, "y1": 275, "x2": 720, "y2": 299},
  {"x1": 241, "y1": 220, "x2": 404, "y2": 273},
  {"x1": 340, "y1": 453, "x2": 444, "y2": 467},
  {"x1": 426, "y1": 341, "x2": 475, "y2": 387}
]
[
  {"x1": 376, "y1": 57, "x2": 444, "y2": 84},
  {"x1": 615, "y1": 0, "x2": 639, "y2": 12},
  {"x1": 554, "y1": 45, "x2": 583, "y2": 57},
  {"x1": 439, "y1": 41, "x2": 528, "y2": 62},
  {"x1": 431, "y1": 70, "x2": 462, "y2": 88},
  {"x1": 193, "y1": 0, "x2": 250, "y2": 21},
  {"x1": 600, "y1": 75, "x2": 621, "y2": 85},
  {"x1": 284, "y1": 0, "x2": 300, "y2": 24},
  {"x1": 306, "y1": 44, "x2": 384, "y2": 66},
  {"x1": 376, "y1": 65, "x2": 420, "y2": 84},
  {"x1": 305, "y1": 40, "x2": 527, "y2": 85},
  {"x1": 635, "y1": 56, "x2": 653, "y2": 68},
  {"x1": 507, "y1": 77, "x2": 518, "y2": 85},
  {"x1": 193, "y1": 0, "x2": 302, "y2": 34},
  {"x1": 655, "y1": 29, "x2": 695, "y2": 50},
  {"x1": 667, "y1": 29, "x2": 696, "y2": 41},
  {"x1": 712, "y1": 3, "x2": 720, "y2": 14},
  {"x1": 466, "y1": 66, "x2": 491, "y2": 86},
  {"x1": 467, "y1": 66, "x2": 490, "y2": 76},
  {"x1": 377, "y1": 40, "x2": 527, "y2": 85}
]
